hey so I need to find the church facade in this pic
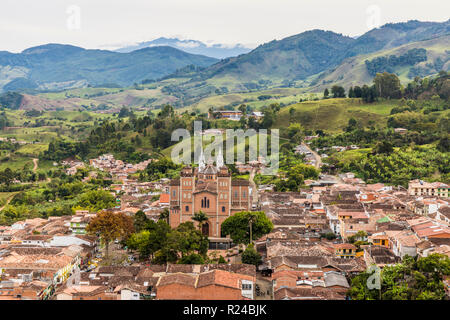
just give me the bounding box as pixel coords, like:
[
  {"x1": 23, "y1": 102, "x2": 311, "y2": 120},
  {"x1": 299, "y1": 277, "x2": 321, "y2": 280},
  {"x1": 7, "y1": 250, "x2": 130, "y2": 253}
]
[{"x1": 168, "y1": 151, "x2": 252, "y2": 237}]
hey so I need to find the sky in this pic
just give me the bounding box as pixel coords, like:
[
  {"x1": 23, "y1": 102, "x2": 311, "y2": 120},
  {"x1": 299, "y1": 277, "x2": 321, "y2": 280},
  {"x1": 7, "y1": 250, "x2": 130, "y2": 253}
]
[{"x1": 0, "y1": 0, "x2": 448, "y2": 52}]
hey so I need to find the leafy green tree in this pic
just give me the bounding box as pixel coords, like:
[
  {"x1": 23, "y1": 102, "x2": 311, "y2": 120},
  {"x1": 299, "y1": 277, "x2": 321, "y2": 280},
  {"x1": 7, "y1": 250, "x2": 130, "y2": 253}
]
[
  {"x1": 331, "y1": 85, "x2": 346, "y2": 98},
  {"x1": 221, "y1": 211, "x2": 273, "y2": 245},
  {"x1": 346, "y1": 118, "x2": 358, "y2": 132},
  {"x1": 76, "y1": 190, "x2": 116, "y2": 211},
  {"x1": 241, "y1": 244, "x2": 262, "y2": 267},
  {"x1": 373, "y1": 141, "x2": 394, "y2": 154},
  {"x1": 348, "y1": 254, "x2": 450, "y2": 300},
  {"x1": 178, "y1": 253, "x2": 205, "y2": 264},
  {"x1": 134, "y1": 210, "x2": 149, "y2": 233},
  {"x1": 373, "y1": 72, "x2": 402, "y2": 99},
  {"x1": 323, "y1": 88, "x2": 329, "y2": 98},
  {"x1": 158, "y1": 208, "x2": 169, "y2": 224}
]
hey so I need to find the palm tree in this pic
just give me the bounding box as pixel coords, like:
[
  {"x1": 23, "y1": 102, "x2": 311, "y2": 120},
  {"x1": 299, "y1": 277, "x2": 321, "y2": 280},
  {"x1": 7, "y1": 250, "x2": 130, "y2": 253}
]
[
  {"x1": 192, "y1": 211, "x2": 209, "y2": 232},
  {"x1": 159, "y1": 208, "x2": 169, "y2": 224}
]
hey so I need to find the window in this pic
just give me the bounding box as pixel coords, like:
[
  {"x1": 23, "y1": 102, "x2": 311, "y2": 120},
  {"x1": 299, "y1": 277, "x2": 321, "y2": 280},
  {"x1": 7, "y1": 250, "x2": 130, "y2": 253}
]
[
  {"x1": 242, "y1": 283, "x2": 252, "y2": 290},
  {"x1": 222, "y1": 206, "x2": 226, "y2": 212},
  {"x1": 185, "y1": 206, "x2": 189, "y2": 212},
  {"x1": 201, "y1": 197, "x2": 210, "y2": 208},
  {"x1": 243, "y1": 191, "x2": 246, "y2": 198},
  {"x1": 172, "y1": 190, "x2": 176, "y2": 197}
]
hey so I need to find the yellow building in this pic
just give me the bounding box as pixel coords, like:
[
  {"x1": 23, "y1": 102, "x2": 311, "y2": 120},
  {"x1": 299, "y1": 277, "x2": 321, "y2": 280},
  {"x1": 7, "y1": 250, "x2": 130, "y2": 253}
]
[
  {"x1": 369, "y1": 234, "x2": 390, "y2": 248},
  {"x1": 333, "y1": 243, "x2": 357, "y2": 259}
]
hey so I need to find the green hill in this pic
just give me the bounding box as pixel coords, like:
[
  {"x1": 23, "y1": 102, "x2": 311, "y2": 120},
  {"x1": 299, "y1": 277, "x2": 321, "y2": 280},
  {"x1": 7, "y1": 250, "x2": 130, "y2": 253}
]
[
  {"x1": 311, "y1": 35, "x2": 450, "y2": 92},
  {"x1": 273, "y1": 98, "x2": 400, "y2": 133}
]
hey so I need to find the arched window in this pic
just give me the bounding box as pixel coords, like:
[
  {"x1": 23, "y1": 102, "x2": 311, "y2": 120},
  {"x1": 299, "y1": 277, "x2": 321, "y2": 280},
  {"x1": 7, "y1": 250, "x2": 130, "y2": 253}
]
[{"x1": 201, "y1": 197, "x2": 209, "y2": 208}]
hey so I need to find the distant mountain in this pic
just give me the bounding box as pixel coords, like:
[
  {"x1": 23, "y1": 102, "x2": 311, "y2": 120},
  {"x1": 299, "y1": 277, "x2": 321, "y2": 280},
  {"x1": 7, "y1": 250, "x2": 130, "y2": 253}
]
[
  {"x1": 345, "y1": 19, "x2": 450, "y2": 57},
  {"x1": 170, "y1": 20, "x2": 450, "y2": 94},
  {"x1": 190, "y1": 30, "x2": 354, "y2": 84},
  {"x1": 0, "y1": 44, "x2": 218, "y2": 92},
  {"x1": 115, "y1": 37, "x2": 252, "y2": 59}
]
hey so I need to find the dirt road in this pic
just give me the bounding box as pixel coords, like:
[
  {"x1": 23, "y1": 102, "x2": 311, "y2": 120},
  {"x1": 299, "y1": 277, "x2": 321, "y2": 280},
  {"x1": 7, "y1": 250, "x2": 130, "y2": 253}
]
[
  {"x1": 32, "y1": 158, "x2": 38, "y2": 172},
  {"x1": 301, "y1": 142, "x2": 322, "y2": 168}
]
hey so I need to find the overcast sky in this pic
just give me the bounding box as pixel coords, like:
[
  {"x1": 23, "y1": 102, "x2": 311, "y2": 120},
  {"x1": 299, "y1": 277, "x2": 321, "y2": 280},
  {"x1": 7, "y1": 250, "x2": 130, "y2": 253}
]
[{"x1": 0, "y1": 0, "x2": 448, "y2": 52}]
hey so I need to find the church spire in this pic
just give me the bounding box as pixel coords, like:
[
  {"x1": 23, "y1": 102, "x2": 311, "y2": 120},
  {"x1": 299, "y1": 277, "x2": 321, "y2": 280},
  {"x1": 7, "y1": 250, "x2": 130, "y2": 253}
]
[
  {"x1": 216, "y1": 148, "x2": 224, "y2": 169},
  {"x1": 199, "y1": 147, "x2": 206, "y2": 172}
]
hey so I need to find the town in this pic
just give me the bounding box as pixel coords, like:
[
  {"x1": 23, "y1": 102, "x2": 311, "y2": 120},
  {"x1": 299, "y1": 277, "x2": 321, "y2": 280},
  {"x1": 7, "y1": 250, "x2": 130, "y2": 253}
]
[{"x1": 0, "y1": 150, "x2": 448, "y2": 300}]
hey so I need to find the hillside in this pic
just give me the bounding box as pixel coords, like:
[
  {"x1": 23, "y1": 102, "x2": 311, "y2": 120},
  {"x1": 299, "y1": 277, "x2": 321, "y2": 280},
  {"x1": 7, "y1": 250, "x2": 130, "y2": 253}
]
[
  {"x1": 344, "y1": 19, "x2": 450, "y2": 57},
  {"x1": 148, "y1": 20, "x2": 450, "y2": 107},
  {"x1": 311, "y1": 35, "x2": 450, "y2": 91},
  {"x1": 273, "y1": 98, "x2": 399, "y2": 133},
  {"x1": 0, "y1": 44, "x2": 218, "y2": 92}
]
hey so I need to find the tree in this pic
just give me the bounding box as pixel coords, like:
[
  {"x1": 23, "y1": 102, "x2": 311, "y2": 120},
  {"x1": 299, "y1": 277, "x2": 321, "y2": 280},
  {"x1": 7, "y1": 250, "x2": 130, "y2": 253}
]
[
  {"x1": 241, "y1": 244, "x2": 262, "y2": 267},
  {"x1": 76, "y1": 190, "x2": 116, "y2": 211},
  {"x1": 178, "y1": 253, "x2": 205, "y2": 264},
  {"x1": 221, "y1": 211, "x2": 273, "y2": 245},
  {"x1": 373, "y1": 72, "x2": 402, "y2": 99},
  {"x1": 346, "y1": 118, "x2": 358, "y2": 132},
  {"x1": 348, "y1": 253, "x2": 450, "y2": 300},
  {"x1": 323, "y1": 88, "x2": 329, "y2": 99},
  {"x1": 289, "y1": 107, "x2": 296, "y2": 122},
  {"x1": 331, "y1": 85, "x2": 346, "y2": 98},
  {"x1": 158, "y1": 208, "x2": 169, "y2": 224},
  {"x1": 238, "y1": 104, "x2": 247, "y2": 115},
  {"x1": 348, "y1": 87, "x2": 355, "y2": 98},
  {"x1": 86, "y1": 211, "x2": 134, "y2": 257},
  {"x1": 166, "y1": 222, "x2": 209, "y2": 261},
  {"x1": 353, "y1": 86, "x2": 363, "y2": 98},
  {"x1": 374, "y1": 141, "x2": 394, "y2": 154},
  {"x1": 134, "y1": 210, "x2": 149, "y2": 233},
  {"x1": 192, "y1": 211, "x2": 209, "y2": 231}
]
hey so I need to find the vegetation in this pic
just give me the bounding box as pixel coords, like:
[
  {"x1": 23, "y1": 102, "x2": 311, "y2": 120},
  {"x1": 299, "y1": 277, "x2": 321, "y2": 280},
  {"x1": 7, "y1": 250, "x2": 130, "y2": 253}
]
[
  {"x1": 86, "y1": 211, "x2": 134, "y2": 257},
  {"x1": 348, "y1": 254, "x2": 450, "y2": 300},
  {"x1": 221, "y1": 211, "x2": 273, "y2": 245},
  {"x1": 126, "y1": 220, "x2": 208, "y2": 264},
  {"x1": 241, "y1": 244, "x2": 262, "y2": 267}
]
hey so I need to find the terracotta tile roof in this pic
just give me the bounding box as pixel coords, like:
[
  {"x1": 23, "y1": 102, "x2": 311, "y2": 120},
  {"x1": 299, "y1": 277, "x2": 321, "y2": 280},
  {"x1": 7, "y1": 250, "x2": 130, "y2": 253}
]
[
  {"x1": 333, "y1": 243, "x2": 356, "y2": 250},
  {"x1": 159, "y1": 193, "x2": 169, "y2": 204},
  {"x1": 157, "y1": 273, "x2": 197, "y2": 287}
]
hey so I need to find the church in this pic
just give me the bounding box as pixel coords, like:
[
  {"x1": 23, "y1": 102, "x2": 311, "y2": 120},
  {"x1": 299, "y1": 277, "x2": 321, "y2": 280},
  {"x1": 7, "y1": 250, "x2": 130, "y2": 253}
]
[{"x1": 169, "y1": 149, "x2": 253, "y2": 238}]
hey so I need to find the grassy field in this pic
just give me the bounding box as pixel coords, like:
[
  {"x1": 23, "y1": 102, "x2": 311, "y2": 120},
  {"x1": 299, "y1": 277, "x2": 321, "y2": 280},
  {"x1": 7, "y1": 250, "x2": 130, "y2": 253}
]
[
  {"x1": 162, "y1": 132, "x2": 289, "y2": 163},
  {"x1": 1, "y1": 110, "x2": 116, "y2": 143},
  {"x1": 176, "y1": 87, "x2": 312, "y2": 114},
  {"x1": 0, "y1": 153, "x2": 34, "y2": 170},
  {"x1": 274, "y1": 98, "x2": 399, "y2": 133}
]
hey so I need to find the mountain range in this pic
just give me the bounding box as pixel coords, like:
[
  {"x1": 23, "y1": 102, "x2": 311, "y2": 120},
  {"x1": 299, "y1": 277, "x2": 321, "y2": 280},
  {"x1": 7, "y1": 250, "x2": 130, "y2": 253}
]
[
  {"x1": 115, "y1": 37, "x2": 252, "y2": 59},
  {"x1": 0, "y1": 19, "x2": 448, "y2": 94},
  {"x1": 0, "y1": 45, "x2": 218, "y2": 92}
]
